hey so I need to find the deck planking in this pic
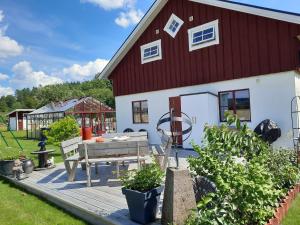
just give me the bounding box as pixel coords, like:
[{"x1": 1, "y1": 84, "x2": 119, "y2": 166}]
[
  {"x1": 5, "y1": 163, "x2": 142, "y2": 225},
  {"x1": 3, "y1": 149, "x2": 198, "y2": 225}
]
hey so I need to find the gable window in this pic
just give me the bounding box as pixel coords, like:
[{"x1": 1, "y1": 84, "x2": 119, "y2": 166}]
[
  {"x1": 132, "y1": 100, "x2": 149, "y2": 124},
  {"x1": 188, "y1": 20, "x2": 219, "y2": 52},
  {"x1": 219, "y1": 89, "x2": 251, "y2": 122},
  {"x1": 140, "y1": 40, "x2": 162, "y2": 64},
  {"x1": 164, "y1": 14, "x2": 184, "y2": 38}
]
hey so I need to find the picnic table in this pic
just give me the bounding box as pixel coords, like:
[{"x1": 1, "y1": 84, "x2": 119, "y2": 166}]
[{"x1": 60, "y1": 132, "x2": 149, "y2": 186}]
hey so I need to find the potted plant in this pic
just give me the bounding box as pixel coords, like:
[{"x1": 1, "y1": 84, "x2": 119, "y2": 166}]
[
  {"x1": 121, "y1": 162, "x2": 164, "y2": 224},
  {"x1": 0, "y1": 150, "x2": 21, "y2": 176}
]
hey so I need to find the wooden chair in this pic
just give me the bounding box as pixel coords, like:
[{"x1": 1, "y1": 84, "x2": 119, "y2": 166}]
[
  {"x1": 83, "y1": 140, "x2": 149, "y2": 187},
  {"x1": 152, "y1": 133, "x2": 173, "y2": 171},
  {"x1": 60, "y1": 137, "x2": 82, "y2": 182}
]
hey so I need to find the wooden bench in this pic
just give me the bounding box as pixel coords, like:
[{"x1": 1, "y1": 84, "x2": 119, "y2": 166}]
[
  {"x1": 82, "y1": 134, "x2": 149, "y2": 187},
  {"x1": 60, "y1": 137, "x2": 82, "y2": 182}
]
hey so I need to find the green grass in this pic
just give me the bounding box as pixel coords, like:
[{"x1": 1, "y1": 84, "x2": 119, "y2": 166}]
[
  {"x1": 282, "y1": 195, "x2": 300, "y2": 225},
  {"x1": 0, "y1": 128, "x2": 63, "y2": 165},
  {"x1": 0, "y1": 178, "x2": 87, "y2": 225}
]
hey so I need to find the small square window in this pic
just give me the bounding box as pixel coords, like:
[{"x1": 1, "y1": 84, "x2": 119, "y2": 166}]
[
  {"x1": 164, "y1": 14, "x2": 184, "y2": 38},
  {"x1": 132, "y1": 100, "x2": 149, "y2": 124},
  {"x1": 140, "y1": 40, "x2": 162, "y2": 64},
  {"x1": 188, "y1": 20, "x2": 219, "y2": 51}
]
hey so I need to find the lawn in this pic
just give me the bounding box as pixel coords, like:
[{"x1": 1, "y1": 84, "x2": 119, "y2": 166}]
[
  {"x1": 0, "y1": 178, "x2": 87, "y2": 225},
  {"x1": 0, "y1": 127, "x2": 63, "y2": 165},
  {"x1": 282, "y1": 195, "x2": 300, "y2": 225}
]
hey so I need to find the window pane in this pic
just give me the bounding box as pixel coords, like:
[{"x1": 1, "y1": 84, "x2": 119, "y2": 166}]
[
  {"x1": 132, "y1": 101, "x2": 149, "y2": 123},
  {"x1": 133, "y1": 113, "x2": 141, "y2": 123},
  {"x1": 235, "y1": 90, "x2": 251, "y2": 121},
  {"x1": 203, "y1": 27, "x2": 214, "y2": 35},
  {"x1": 220, "y1": 92, "x2": 234, "y2": 109},
  {"x1": 133, "y1": 102, "x2": 140, "y2": 113},
  {"x1": 192, "y1": 26, "x2": 215, "y2": 45},
  {"x1": 169, "y1": 20, "x2": 180, "y2": 33},
  {"x1": 220, "y1": 92, "x2": 234, "y2": 121},
  {"x1": 141, "y1": 101, "x2": 149, "y2": 123},
  {"x1": 144, "y1": 45, "x2": 159, "y2": 59}
]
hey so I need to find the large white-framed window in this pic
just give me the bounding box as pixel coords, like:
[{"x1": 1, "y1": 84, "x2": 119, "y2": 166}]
[
  {"x1": 188, "y1": 19, "x2": 219, "y2": 52},
  {"x1": 164, "y1": 13, "x2": 184, "y2": 38},
  {"x1": 140, "y1": 39, "x2": 162, "y2": 64}
]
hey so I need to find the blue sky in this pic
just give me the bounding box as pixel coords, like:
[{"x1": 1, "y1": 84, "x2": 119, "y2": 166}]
[{"x1": 0, "y1": 0, "x2": 299, "y2": 96}]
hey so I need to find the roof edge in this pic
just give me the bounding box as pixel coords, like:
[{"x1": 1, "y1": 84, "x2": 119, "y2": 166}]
[
  {"x1": 97, "y1": 0, "x2": 168, "y2": 80},
  {"x1": 97, "y1": 0, "x2": 300, "y2": 80},
  {"x1": 191, "y1": 0, "x2": 300, "y2": 24}
]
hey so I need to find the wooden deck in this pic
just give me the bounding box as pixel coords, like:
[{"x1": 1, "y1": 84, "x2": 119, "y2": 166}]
[
  {"x1": 5, "y1": 149, "x2": 198, "y2": 225},
  {"x1": 6, "y1": 163, "x2": 149, "y2": 225}
]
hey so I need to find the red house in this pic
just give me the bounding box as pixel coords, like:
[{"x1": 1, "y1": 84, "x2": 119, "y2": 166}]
[
  {"x1": 7, "y1": 109, "x2": 35, "y2": 131},
  {"x1": 98, "y1": 0, "x2": 300, "y2": 148}
]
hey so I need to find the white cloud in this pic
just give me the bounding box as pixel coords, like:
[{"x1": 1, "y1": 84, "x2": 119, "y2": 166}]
[
  {"x1": 62, "y1": 58, "x2": 108, "y2": 81},
  {"x1": 80, "y1": 0, "x2": 135, "y2": 10},
  {"x1": 0, "y1": 73, "x2": 9, "y2": 80},
  {"x1": 0, "y1": 10, "x2": 23, "y2": 58},
  {"x1": 10, "y1": 61, "x2": 63, "y2": 89},
  {"x1": 0, "y1": 86, "x2": 14, "y2": 97},
  {"x1": 81, "y1": 0, "x2": 143, "y2": 28},
  {"x1": 0, "y1": 10, "x2": 4, "y2": 22},
  {"x1": 115, "y1": 8, "x2": 143, "y2": 28}
]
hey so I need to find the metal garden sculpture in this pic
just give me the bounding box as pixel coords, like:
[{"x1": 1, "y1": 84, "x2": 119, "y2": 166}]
[{"x1": 156, "y1": 109, "x2": 193, "y2": 168}]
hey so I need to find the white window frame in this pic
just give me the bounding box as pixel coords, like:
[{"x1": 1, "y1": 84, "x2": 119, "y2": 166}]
[
  {"x1": 140, "y1": 39, "x2": 162, "y2": 64},
  {"x1": 164, "y1": 13, "x2": 184, "y2": 38},
  {"x1": 188, "y1": 19, "x2": 219, "y2": 52}
]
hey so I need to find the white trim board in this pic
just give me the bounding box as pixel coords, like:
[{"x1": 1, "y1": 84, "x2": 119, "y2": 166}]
[
  {"x1": 191, "y1": 0, "x2": 300, "y2": 25},
  {"x1": 97, "y1": 0, "x2": 300, "y2": 80}
]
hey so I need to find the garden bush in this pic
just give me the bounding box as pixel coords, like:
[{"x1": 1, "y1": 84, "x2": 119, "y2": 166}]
[
  {"x1": 45, "y1": 116, "x2": 80, "y2": 145},
  {"x1": 187, "y1": 114, "x2": 300, "y2": 225},
  {"x1": 120, "y1": 161, "x2": 164, "y2": 192}
]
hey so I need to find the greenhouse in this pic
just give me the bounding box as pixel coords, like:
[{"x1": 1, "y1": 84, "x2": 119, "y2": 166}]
[{"x1": 26, "y1": 97, "x2": 116, "y2": 139}]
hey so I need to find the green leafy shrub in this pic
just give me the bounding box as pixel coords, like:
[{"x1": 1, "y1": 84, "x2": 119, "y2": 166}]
[
  {"x1": 45, "y1": 116, "x2": 80, "y2": 145},
  {"x1": 266, "y1": 149, "x2": 300, "y2": 191},
  {"x1": 187, "y1": 114, "x2": 299, "y2": 225},
  {"x1": 120, "y1": 162, "x2": 164, "y2": 193}
]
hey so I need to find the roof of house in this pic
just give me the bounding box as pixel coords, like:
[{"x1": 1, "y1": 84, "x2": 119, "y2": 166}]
[
  {"x1": 96, "y1": 0, "x2": 300, "y2": 80},
  {"x1": 29, "y1": 97, "x2": 113, "y2": 115},
  {"x1": 6, "y1": 109, "x2": 36, "y2": 116}
]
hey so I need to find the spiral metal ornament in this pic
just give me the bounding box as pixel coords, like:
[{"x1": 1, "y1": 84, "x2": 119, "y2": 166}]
[{"x1": 156, "y1": 111, "x2": 193, "y2": 168}]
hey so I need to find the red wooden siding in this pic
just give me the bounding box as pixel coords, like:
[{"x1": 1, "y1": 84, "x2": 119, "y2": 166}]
[
  {"x1": 18, "y1": 112, "x2": 23, "y2": 131},
  {"x1": 110, "y1": 0, "x2": 300, "y2": 96}
]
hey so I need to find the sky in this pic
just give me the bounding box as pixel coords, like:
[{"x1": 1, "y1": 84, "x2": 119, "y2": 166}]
[{"x1": 0, "y1": 0, "x2": 300, "y2": 97}]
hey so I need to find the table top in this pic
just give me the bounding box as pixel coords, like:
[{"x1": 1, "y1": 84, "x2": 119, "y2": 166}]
[
  {"x1": 81, "y1": 136, "x2": 147, "y2": 144},
  {"x1": 31, "y1": 149, "x2": 55, "y2": 154}
]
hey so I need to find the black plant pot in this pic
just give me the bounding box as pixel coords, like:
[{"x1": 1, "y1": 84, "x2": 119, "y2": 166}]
[
  {"x1": 122, "y1": 186, "x2": 163, "y2": 224},
  {"x1": 22, "y1": 159, "x2": 35, "y2": 174},
  {"x1": 0, "y1": 160, "x2": 15, "y2": 176}
]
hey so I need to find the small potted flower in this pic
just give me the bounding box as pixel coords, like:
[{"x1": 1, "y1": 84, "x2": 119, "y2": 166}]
[{"x1": 121, "y1": 162, "x2": 164, "y2": 224}]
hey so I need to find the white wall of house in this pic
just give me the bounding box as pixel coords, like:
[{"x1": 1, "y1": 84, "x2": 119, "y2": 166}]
[
  {"x1": 9, "y1": 117, "x2": 17, "y2": 131},
  {"x1": 115, "y1": 71, "x2": 297, "y2": 149},
  {"x1": 181, "y1": 93, "x2": 219, "y2": 149}
]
